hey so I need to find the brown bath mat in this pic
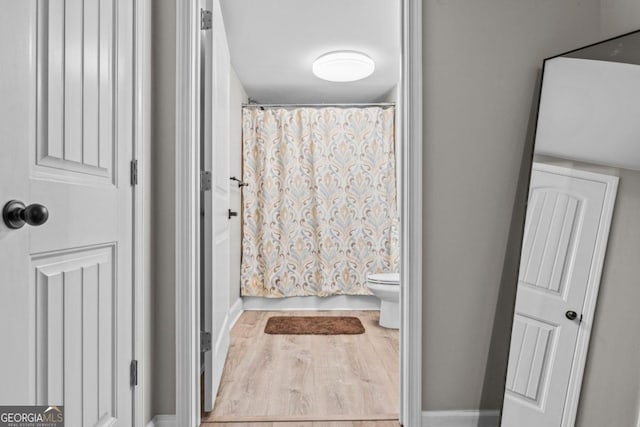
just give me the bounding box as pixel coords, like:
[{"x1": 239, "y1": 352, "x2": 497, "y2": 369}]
[{"x1": 264, "y1": 316, "x2": 365, "y2": 335}]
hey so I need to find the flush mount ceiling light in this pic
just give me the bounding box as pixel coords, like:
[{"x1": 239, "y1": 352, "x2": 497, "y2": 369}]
[{"x1": 312, "y1": 51, "x2": 375, "y2": 82}]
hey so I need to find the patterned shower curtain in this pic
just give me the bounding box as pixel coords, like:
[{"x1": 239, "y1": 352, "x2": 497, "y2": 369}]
[{"x1": 240, "y1": 106, "x2": 399, "y2": 297}]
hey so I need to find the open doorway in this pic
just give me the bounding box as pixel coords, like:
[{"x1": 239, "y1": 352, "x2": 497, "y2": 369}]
[
  {"x1": 200, "y1": 0, "x2": 402, "y2": 423},
  {"x1": 174, "y1": 0, "x2": 423, "y2": 425}
]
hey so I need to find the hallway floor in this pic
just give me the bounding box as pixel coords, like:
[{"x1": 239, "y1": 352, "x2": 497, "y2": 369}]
[
  {"x1": 203, "y1": 423, "x2": 400, "y2": 426},
  {"x1": 201, "y1": 311, "x2": 399, "y2": 424}
]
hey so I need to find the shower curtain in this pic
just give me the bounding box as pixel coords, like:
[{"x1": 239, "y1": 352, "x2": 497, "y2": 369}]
[{"x1": 241, "y1": 106, "x2": 399, "y2": 297}]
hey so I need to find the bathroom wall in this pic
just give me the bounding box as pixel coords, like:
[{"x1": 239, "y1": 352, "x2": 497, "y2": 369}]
[
  {"x1": 421, "y1": 0, "x2": 602, "y2": 412},
  {"x1": 229, "y1": 68, "x2": 248, "y2": 308}
]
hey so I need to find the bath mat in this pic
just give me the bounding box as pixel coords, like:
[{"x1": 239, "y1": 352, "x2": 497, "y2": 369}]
[{"x1": 264, "y1": 316, "x2": 365, "y2": 335}]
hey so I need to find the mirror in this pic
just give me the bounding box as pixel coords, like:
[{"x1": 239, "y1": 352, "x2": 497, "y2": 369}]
[{"x1": 501, "y1": 30, "x2": 640, "y2": 427}]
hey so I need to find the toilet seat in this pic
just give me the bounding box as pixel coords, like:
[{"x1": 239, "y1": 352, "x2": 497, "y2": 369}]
[{"x1": 367, "y1": 273, "x2": 400, "y2": 285}]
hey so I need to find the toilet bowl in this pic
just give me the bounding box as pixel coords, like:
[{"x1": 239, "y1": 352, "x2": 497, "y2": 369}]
[{"x1": 366, "y1": 273, "x2": 400, "y2": 329}]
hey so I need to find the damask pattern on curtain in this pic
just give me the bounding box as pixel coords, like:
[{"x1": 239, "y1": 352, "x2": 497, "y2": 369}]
[{"x1": 241, "y1": 107, "x2": 399, "y2": 297}]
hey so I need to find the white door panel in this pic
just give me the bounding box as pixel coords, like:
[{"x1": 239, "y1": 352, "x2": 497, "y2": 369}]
[
  {"x1": 202, "y1": 0, "x2": 232, "y2": 412},
  {"x1": 34, "y1": 245, "x2": 117, "y2": 426},
  {"x1": 0, "y1": 1, "x2": 134, "y2": 425},
  {"x1": 505, "y1": 314, "x2": 555, "y2": 403},
  {"x1": 502, "y1": 164, "x2": 613, "y2": 427},
  {"x1": 211, "y1": 23, "x2": 231, "y2": 344},
  {"x1": 35, "y1": 0, "x2": 115, "y2": 184}
]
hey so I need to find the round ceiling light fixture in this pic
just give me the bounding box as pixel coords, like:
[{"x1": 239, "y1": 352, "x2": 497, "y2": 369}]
[{"x1": 312, "y1": 50, "x2": 375, "y2": 82}]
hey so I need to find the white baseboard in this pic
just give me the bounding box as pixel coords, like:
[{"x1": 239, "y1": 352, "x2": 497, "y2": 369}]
[
  {"x1": 145, "y1": 415, "x2": 176, "y2": 427},
  {"x1": 242, "y1": 295, "x2": 380, "y2": 311},
  {"x1": 149, "y1": 410, "x2": 498, "y2": 427},
  {"x1": 228, "y1": 297, "x2": 243, "y2": 327},
  {"x1": 422, "y1": 410, "x2": 500, "y2": 427}
]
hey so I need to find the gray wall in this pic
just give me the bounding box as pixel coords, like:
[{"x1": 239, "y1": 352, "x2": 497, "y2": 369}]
[
  {"x1": 601, "y1": 0, "x2": 640, "y2": 37},
  {"x1": 421, "y1": 0, "x2": 603, "y2": 411},
  {"x1": 229, "y1": 68, "x2": 247, "y2": 306},
  {"x1": 151, "y1": 0, "x2": 176, "y2": 415}
]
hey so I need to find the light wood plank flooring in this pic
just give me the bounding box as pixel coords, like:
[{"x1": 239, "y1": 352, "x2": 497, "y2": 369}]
[
  {"x1": 202, "y1": 311, "x2": 399, "y2": 424},
  {"x1": 203, "y1": 422, "x2": 400, "y2": 427},
  {"x1": 203, "y1": 422, "x2": 400, "y2": 426}
]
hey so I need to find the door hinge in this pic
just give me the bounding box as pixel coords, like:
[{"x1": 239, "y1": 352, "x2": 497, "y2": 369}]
[
  {"x1": 201, "y1": 331, "x2": 212, "y2": 353},
  {"x1": 130, "y1": 159, "x2": 138, "y2": 186},
  {"x1": 201, "y1": 171, "x2": 212, "y2": 192},
  {"x1": 201, "y1": 9, "x2": 212, "y2": 30},
  {"x1": 130, "y1": 360, "x2": 138, "y2": 386}
]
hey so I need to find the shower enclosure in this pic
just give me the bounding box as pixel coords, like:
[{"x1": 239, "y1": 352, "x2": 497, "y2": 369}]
[{"x1": 240, "y1": 105, "x2": 400, "y2": 298}]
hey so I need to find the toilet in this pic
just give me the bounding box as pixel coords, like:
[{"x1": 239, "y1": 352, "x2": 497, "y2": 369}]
[{"x1": 366, "y1": 273, "x2": 400, "y2": 329}]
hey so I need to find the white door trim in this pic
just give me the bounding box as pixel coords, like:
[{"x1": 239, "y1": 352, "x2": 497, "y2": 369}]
[
  {"x1": 175, "y1": 1, "x2": 423, "y2": 425},
  {"x1": 531, "y1": 162, "x2": 618, "y2": 427},
  {"x1": 401, "y1": 0, "x2": 423, "y2": 425},
  {"x1": 133, "y1": 0, "x2": 150, "y2": 425},
  {"x1": 175, "y1": 1, "x2": 202, "y2": 427}
]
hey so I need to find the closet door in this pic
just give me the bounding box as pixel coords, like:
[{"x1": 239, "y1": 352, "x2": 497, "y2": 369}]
[{"x1": 0, "y1": 0, "x2": 134, "y2": 425}]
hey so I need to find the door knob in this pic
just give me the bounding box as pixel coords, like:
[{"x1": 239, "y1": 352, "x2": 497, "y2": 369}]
[
  {"x1": 228, "y1": 209, "x2": 238, "y2": 219},
  {"x1": 2, "y1": 200, "x2": 49, "y2": 229},
  {"x1": 565, "y1": 310, "x2": 578, "y2": 321}
]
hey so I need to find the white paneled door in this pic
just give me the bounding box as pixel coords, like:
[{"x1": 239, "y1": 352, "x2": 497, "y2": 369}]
[
  {"x1": 202, "y1": 0, "x2": 232, "y2": 412},
  {"x1": 0, "y1": 1, "x2": 134, "y2": 426},
  {"x1": 502, "y1": 164, "x2": 616, "y2": 426}
]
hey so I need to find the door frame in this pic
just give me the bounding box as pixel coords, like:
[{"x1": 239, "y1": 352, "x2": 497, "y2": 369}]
[
  {"x1": 174, "y1": 1, "x2": 423, "y2": 426},
  {"x1": 131, "y1": 0, "x2": 152, "y2": 427},
  {"x1": 133, "y1": 0, "x2": 150, "y2": 425},
  {"x1": 530, "y1": 162, "x2": 618, "y2": 427}
]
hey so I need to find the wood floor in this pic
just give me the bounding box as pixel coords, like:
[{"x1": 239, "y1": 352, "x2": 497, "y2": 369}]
[
  {"x1": 204, "y1": 423, "x2": 400, "y2": 427},
  {"x1": 201, "y1": 311, "x2": 399, "y2": 425}
]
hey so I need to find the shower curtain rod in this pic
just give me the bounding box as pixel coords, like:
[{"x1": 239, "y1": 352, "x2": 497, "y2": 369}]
[{"x1": 242, "y1": 102, "x2": 396, "y2": 108}]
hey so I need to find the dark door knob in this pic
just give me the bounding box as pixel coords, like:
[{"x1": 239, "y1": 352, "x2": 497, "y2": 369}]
[
  {"x1": 228, "y1": 209, "x2": 238, "y2": 219},
  {"x1": 565, "y1": 310, "x2": 578, "y2": 321},
  {"x1": 3, "y1": 200, "x2": 49, "y2": 229}
]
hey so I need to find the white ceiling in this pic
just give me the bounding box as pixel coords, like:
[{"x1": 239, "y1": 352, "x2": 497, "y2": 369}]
[{"x1": 219, "y1": 0, "x2": 401, "y2": 104}]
